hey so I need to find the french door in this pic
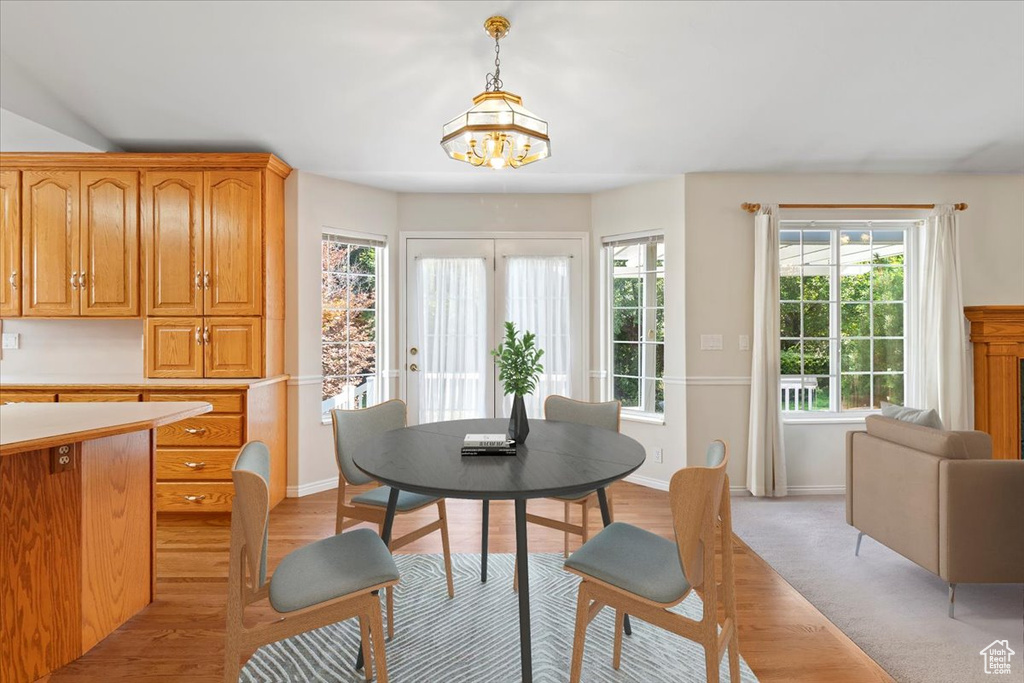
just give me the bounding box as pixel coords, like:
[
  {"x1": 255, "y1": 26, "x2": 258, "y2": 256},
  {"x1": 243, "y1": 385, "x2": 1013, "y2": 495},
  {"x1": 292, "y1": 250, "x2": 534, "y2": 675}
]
[{"x1": 405, "y1": 237, "x2": 584, "y2": 424}]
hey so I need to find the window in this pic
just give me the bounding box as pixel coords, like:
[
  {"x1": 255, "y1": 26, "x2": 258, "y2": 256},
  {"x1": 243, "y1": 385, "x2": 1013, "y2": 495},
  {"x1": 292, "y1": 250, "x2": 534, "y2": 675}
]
[
  {"x1": 321, "y1": 232, "x2": 386, "y2": 415},
  {"x1": 779, "y1": 221, "x2": 914, "y2": 414},
  {"x1": 605, "y1": 234, "x2": 665, "y2": 415}
]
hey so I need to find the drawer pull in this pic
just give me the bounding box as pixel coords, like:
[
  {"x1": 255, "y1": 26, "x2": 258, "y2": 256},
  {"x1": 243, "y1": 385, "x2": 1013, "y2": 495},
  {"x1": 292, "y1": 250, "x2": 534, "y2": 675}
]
[
  {"x1": 183, "y1": 427, "x2": 207, "y2": 435},
  {"x1": 183, "y1": 461, "x2": 206, "y2": 470},
  {"x1": 182, "y1": 494, "x2": 207, "y2": 502}
]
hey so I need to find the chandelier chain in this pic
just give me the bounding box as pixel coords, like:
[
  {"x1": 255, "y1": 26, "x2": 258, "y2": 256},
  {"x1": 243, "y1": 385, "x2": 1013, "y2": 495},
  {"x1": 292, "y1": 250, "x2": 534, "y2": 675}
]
[{"x1": 485, "y1": 35, "x2": 503, "y2": 91}]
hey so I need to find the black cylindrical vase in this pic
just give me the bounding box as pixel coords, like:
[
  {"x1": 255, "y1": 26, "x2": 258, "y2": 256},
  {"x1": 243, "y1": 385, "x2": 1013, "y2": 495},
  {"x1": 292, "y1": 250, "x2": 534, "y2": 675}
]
[{"x1": 507, "y1": 394, "x2": 530, "y2": 444}]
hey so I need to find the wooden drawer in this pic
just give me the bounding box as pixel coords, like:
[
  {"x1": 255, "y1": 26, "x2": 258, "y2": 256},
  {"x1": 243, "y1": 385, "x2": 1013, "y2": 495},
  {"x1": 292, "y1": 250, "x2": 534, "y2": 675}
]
[
  {"x1": 0, "y1": 392, "x2": 57, "y2": 403},
  {"x1": 156, "y1": 448, "x2": 237, "y2": 481},
  {"x1": 156, "y1": 415, "x2": 244, "y2": 447},
  {"x1": 58, "y1": 392, "x2": 142, "y2": 402},
  {"x1": 148, "y1": 392, "x2": 244, "y2": 414},
  {"x1": 156, "y1": 482, "x2": 234, "y2": 512}
]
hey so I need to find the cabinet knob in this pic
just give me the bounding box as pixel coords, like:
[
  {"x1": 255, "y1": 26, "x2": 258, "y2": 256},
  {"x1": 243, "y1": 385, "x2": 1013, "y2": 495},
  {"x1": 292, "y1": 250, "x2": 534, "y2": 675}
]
[
  {"x1": 183, "y1": 461, "x2": 206, "y2": 470},
  {"x1": 182, "y1": 494, "x2": 206, "y2": 503},
  {"x1": 8, "y1": 271, "x2": 16, "y2": 289},
  {"x1": 70, "y1": 271, "x2": 78, "y2": 289}
]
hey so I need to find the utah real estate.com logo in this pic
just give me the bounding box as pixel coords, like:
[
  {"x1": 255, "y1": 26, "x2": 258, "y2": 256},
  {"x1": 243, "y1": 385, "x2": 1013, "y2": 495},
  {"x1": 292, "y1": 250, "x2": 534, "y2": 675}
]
[{"x1": 979, "y1": 640, "x2": 1015, "y2": 675}]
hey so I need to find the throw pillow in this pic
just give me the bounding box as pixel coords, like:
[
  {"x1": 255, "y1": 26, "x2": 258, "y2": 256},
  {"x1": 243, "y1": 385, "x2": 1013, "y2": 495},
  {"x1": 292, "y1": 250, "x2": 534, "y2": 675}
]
[{"x1": 880, "y1": 401, "x2": 944, "y2": 430}]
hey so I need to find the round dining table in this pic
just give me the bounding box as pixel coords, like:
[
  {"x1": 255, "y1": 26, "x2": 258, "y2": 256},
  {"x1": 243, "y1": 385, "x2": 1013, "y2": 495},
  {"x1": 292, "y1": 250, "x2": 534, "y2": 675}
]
[{"x1": 352, "y1": 417, "x2": 646, "y2": 683}]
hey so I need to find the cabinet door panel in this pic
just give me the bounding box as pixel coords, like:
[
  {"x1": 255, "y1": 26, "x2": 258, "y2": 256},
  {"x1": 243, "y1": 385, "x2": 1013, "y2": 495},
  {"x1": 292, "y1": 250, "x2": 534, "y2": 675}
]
[
  {"x1": 58, "y1": 393, "x2": 142, "y2": 402},
  {"x1": 22, "y1": 171, "x2": 79, "y2": 316},
  {"x1": 204, "y1": 171, "x2": 261, "y2": 316},
  {"x1": 204, "y1": 317, "x2": 261, "y2": 378},
  {"x1": 0, "y1": 171, "x2": 20, "y2": 316},
  {"x1": 145, "y1": 317, "x2": 202, "y2": 378},
  {"x1": 80, "y1": 171, "x2": 139, "y2": 317},
  {"x1": 143, "y1": 172, "x2": 202, "y2": 316}
]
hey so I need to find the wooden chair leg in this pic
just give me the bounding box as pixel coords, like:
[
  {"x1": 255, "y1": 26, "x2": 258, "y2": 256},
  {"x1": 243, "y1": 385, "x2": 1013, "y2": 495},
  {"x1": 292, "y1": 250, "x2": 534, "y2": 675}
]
[
  {"x1": 369, "y1": 603, "x2": 389, "y2": 683},
  {"x1": 581, "y1": 500, "x2": 591, "y2": 545},
  {"x1": 569, "y1": 583, "x2": 592, "y2": 683},
  {"x1": 705, "y1": 640, "x2": 720, "y2": 683},
  {"x1": 612, "y1": 609, "x2": 625, "y2": 670},
  {"x1": 386, "y1": 587, "x2": 395, "y2": 640},
  {"x1": 564, "y1": 502, "x2": 571, "y2": 557},
  {"x1": 359, "y1": 615, "x2": 373, "y2": 681},
  {"x1": 223, "y1": 637, "x2": 241, "y2": 683},
  {"x1": 438, "y1": 501, "x2": 455, "y2": 599}
]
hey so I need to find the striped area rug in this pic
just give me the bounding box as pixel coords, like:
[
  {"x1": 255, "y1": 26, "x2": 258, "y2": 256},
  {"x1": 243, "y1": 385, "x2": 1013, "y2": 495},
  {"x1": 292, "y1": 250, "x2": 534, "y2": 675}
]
[{"x1": 241, "y1": 553, "x2": 758, "y2": 682}]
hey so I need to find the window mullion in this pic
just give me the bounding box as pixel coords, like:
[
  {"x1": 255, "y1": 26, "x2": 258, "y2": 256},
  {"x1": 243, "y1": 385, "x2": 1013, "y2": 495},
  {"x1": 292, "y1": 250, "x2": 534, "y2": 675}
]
[{"x1": 830, "y1": 229, "x2": 840, "y2": 412}]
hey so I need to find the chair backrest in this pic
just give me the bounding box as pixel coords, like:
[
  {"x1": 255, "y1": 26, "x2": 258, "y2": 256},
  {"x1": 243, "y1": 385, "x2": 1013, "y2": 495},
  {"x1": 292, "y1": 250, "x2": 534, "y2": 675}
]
[
  {"x1": 231, "y1": 441, "x2": 271, "y2": 588},
  {"x1": 669, "y1": 440, "x2": 729, "y2": 590},
  {"x1": 331, "y1": 399, "x2": 407, "y2": 486},
  {"x1": 544, "y1": 395, "x2": 621, "y2": 432}
]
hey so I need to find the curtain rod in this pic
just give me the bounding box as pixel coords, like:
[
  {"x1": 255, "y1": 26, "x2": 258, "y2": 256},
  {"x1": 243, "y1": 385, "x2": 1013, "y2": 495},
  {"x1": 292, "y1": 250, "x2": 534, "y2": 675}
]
[{"x1": 741, "y1": 202, "x2": 968, "y2": 214}]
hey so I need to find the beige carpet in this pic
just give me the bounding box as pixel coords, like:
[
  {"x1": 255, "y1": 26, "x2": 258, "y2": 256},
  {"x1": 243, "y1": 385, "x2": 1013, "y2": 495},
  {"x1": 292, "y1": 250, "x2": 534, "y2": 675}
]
[{"x1": 730, "y1": 495, "x2": 1023, "y2": 683}]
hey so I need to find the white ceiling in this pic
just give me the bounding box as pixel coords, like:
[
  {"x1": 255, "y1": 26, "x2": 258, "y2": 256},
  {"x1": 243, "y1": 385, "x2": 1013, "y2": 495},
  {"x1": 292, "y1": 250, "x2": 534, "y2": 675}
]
[{"x1": 1, "y1": 1, "x2": 1022, "y2": 193}]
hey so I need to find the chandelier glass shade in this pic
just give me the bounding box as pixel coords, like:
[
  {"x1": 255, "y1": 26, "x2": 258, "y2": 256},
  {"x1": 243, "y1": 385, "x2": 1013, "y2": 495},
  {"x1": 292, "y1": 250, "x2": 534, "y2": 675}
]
[{"x1": 440, "y1": 16, "x2": 550, "y2": 169}]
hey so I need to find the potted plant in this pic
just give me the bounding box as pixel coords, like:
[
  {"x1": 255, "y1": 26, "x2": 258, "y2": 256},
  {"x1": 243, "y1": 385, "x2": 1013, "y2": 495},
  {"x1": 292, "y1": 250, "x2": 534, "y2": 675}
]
[{"x1": 491, "y1": 321, "x2": 545, "y2": 443}]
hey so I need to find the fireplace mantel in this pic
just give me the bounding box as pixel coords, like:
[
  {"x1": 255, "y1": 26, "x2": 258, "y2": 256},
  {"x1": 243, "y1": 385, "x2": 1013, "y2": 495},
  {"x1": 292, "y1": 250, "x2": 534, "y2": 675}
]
[{"x1": 965, "y1": 306, "x2": 1024, "y2": 460}]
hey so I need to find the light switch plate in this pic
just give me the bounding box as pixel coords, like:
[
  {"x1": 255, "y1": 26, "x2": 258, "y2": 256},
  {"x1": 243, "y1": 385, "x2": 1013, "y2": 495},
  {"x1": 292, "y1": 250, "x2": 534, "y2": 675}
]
[
  {"x1": 653, "y1": 447, "x2": 664, "y2": 464},
  {"x1": 1, "y1": 333, "x2": 19, "y2": 350},
  {"x1": 700, "y1": 334, "x2": 723, "y2": 351},
  {"x1": 739, "y1": 334, "x2": 750, "y2": 351}
]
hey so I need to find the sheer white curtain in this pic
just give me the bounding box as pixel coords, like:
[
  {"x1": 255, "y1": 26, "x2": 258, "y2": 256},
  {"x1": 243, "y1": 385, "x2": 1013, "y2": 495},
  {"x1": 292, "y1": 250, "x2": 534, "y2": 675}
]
[
  {"x1": 908, "y1": 205, "x2": 972, "y2": 430},
  {"x1": 417, "y1": 257, "x2": 488, "y2": 423},
  {"x1": 505, "y1": 256, "x2": 571, "y2": 418},
  {"x1": 748, "y1": 204, "x2": 788, "y2": 497}
]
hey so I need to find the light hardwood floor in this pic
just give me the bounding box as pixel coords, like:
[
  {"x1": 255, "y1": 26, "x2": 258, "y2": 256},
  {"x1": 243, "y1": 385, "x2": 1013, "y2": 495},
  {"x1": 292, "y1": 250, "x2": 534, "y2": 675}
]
[{"x1": 43, "y1": 481, "x2": 892, "y2": 682}]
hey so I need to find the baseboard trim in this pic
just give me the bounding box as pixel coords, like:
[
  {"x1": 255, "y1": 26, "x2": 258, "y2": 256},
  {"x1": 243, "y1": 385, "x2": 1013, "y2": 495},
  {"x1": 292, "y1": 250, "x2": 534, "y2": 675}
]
[
  {"x1": 286, "y1": 476, "x2": 338, "y2": 498},
  {"x1": 623, "y1": 474, "x2": 669, "y2": 491},
  {"x1": 787, "y1": 485, "x2": 846, "y2": 495}
]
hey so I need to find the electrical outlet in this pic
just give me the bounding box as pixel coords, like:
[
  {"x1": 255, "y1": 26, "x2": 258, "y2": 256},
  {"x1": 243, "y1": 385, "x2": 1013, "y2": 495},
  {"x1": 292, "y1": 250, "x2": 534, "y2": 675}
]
[
  {"x1": 653, "y1": 447, "x2": 663, "y2": 464},
  {"x1": 739, "y1": 334, "x2": 750, "y2": 351},
  {"x1": 700, "y1": 334, "x2": 723, "y2": 351},
  {"x1": 1, "y1": 333, "x2": 19, "y2": 350}
]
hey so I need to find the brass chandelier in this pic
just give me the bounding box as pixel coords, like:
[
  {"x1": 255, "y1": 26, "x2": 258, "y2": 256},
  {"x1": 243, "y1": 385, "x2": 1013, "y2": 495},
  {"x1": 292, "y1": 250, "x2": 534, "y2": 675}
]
[{"x1": 440, "y1": 15, "x2": 550, "y2": 169}]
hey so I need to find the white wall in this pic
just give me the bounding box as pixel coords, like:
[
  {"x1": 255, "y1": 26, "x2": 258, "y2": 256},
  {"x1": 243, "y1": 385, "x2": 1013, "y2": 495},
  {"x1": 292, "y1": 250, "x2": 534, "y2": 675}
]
[
  {"x1": 285, "y1": 171, "x2": 399, "y2": 495},
  {"x1": 590, "y1": 177, "x2": 687, "y2": 487},
  {"x1": 683, "y1": 173, "x2": 1024, "y2": 493},
  {"x1": 0, "y1": 107, "x2": 107, "y2": 152},
  {"x1": 397, "y1": 193, "x2": 591, "y2": 232},
  {"x1": 0, "y1": 319, "x2": 144, "y2": 381}
]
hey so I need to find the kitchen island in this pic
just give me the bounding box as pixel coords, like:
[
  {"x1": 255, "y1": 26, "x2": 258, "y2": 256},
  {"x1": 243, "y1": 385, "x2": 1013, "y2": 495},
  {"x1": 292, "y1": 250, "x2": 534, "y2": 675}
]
[{"x1": 0, "y1": 401, "x2": 211, "y2": 683}]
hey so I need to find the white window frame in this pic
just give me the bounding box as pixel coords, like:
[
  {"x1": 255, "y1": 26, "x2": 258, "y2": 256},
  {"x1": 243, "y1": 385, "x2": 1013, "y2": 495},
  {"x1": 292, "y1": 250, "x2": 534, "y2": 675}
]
[
  {"x1": 779, "y1": 220, "x2": 917, "y2": 422},
  {"x1": 602, "y1": 231, "x2": 665, "y2": 421},
  {"x1": 320, "y1": 227, "x2": 390, "y2": 422}
]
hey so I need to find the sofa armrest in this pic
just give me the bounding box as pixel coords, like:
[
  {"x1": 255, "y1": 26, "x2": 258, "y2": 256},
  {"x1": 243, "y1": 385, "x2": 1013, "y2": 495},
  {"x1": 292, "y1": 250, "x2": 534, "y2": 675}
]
[
  {"x1": 939, "y1": 459, "x2": 1024, "y2": 583},
  {"x1": 948, "y1": 430, "x2": 993, "y2": 460}
]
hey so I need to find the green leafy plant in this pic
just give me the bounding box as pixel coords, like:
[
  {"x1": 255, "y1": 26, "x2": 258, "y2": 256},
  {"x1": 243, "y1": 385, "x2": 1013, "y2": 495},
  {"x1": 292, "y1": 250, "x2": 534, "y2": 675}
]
[{"x1": 491, "y1": 321, "x2": 545, "y2": 397}]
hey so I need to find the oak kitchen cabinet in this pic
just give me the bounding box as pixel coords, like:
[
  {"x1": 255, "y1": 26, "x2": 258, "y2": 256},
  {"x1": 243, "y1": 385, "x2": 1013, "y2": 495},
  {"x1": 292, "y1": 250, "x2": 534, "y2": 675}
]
[
  {"x1": 0, "y1": 153, "x2": 289, "y2": 378},
  {"x1": 20, "y1": 170, "x2": 139, "y2": 317}
]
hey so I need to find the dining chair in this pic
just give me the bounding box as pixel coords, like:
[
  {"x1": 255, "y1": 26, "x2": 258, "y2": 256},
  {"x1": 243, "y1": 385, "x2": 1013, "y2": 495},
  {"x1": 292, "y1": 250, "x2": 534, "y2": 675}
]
[
  {"x1": 332, "y1": 399, "x2": 455, "y2": 638},
  {"x1": 563, "y1": 440, "x2": 740, "y2": 683},
  {"x1": 225, "y1": 441, "x2": 398, "y2": 683}
]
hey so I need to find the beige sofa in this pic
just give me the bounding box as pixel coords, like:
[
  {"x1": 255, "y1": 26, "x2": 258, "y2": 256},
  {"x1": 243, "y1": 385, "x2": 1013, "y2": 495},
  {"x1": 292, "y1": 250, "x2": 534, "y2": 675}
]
[{"x1": 846, "y1": 415, "x2": 1024, "y2": 617}]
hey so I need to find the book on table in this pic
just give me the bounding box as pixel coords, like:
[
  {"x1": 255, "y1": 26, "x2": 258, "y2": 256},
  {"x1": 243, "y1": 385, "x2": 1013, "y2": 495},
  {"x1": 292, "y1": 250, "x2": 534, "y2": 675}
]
[{"x1": 461, "y1": 433, "x2": 517, "y2": 456}]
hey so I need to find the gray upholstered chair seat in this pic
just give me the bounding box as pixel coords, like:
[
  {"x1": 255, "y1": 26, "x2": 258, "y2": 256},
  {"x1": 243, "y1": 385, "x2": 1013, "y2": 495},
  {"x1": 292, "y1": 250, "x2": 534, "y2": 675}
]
[
  {"x1": 351, "y1": 485, "x2": 438, "y2": 511},
  {"x1": 269, "y1": 528, "x2": 399, "y2": 613},
  {"x1": 565, "y1": 522, "x2": 690, "y2": 604}
]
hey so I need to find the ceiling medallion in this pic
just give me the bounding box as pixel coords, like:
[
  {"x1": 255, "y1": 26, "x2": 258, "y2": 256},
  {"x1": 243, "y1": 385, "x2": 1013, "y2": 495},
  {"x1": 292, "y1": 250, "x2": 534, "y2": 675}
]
[{"x1": 440, "y1": 15, "x2": 550, "y2": 169}]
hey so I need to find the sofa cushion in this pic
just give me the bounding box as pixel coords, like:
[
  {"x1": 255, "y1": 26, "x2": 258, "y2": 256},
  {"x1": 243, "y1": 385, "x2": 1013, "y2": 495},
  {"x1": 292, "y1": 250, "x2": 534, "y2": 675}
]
[
  {"x1": 865, "y1": 415, "x2": 970, "y2": 459},
  {"x1": 880, "y1": 401, "x2": 944, "y2": 430}
]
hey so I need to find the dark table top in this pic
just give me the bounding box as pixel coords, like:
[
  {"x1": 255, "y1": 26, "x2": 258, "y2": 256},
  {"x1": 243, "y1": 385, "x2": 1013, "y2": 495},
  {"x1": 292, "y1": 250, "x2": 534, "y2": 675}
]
[{"x1": 352, "y1": 418, "x2": 646, "y2": 500}]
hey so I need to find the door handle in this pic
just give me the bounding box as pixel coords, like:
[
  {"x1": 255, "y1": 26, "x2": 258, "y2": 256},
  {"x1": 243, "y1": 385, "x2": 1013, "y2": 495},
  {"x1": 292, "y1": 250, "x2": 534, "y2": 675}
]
[
  {"x1": 9, "y1": 271, "x2": 16, "y2": 289},
  {"x1": 203, "y1": 271, "x2": 210, "y2": 289},
  {"x1": 182, "y1": 494, "x2": 206, "y2": 502},
  {"x1": 203, "y1": 326, "x2": 210, "y2": 345},
  {"x1": 183, "y1": 461, "x2": 206, "y2": 470},
  {"x1": 195, "y1": 326, "x2": 202, "y2": 345},
  {"x1": 183, "y1": 426, "x2": 207, "y2": 435},
  {"x1": 70, "y1": 271, "x2": 78, "y2": 289},
  {"x1": 409, "y1": 363, "x2": 419, "y2": 372},
  {"x1": 79, "y1": 271, "x2": 87, "y2": 287},
  {"x1": 195, "y1": 271, "x2": 202, "y2": 290}
]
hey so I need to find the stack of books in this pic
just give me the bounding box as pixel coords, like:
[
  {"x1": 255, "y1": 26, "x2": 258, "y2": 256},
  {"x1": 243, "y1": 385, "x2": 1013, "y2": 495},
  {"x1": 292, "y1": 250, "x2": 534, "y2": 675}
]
[{"x1": 461, "y1": 433, "x2": 517, "y2": 456}]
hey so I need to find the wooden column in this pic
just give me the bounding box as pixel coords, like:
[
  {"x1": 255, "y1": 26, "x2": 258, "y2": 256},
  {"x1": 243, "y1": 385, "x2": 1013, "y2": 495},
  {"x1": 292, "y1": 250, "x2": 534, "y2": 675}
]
[{"x1": 965, "y1": 306, "x2": 1024, "y2": 460}]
